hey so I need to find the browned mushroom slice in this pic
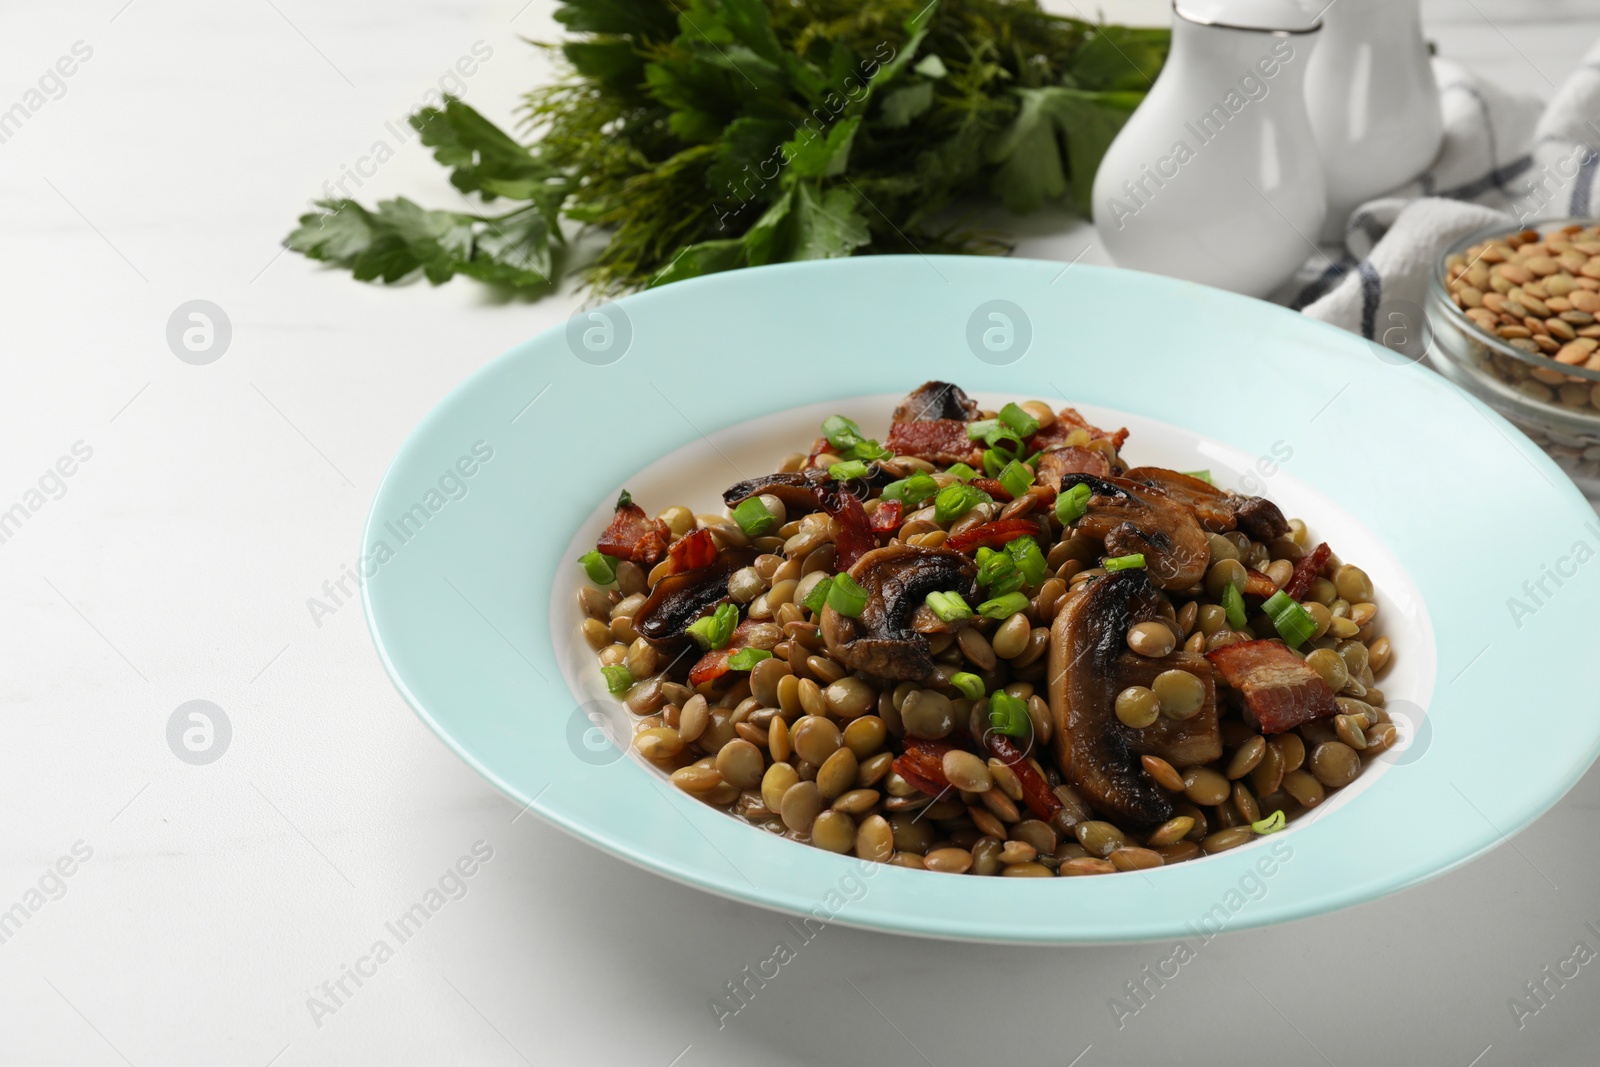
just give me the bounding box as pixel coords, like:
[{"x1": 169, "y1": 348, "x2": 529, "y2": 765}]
[
  {"x1": 634, "y1": 548, "x2": 757, "y2": 648},
  {"x1": 890, "y1": 381, "x2": 978, "y2": 423},
  {"x1": 1048, "y1": 570, "x2": 1177, "y2": 826},
  {"x1": 721, "y1": 465, "x2": 896, "y2": 514},
  {"x1": 820, "y1": 545, "x2": 978, "y2": 681},
  {"x1": 1121, "y1": 466, "x2": 1290, "y2": 542},
  {"x1": 1059, "y1": 474, "x2": 1210, "y2": 592}
]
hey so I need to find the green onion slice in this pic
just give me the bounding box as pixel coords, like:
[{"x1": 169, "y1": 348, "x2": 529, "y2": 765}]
[
  {"x1": 1103, "y1": 553, "x2": 1146, "y2": 572},
  {"x1": 822, "y1": 414, "x2": 864, "y2": 450},
  {"x1": 1004, "y1": 536, "x2": 1047, "y2": 587},
  {"x1": 977, "y1": 591, "x2": 1030, "y2": 619},
  {"x1": 950, "y1": 671, "x2": 985, "y2": 700},
  {"x1": 925, "y1": 590, "x2": 973, "y2": 622},
  {"x1": 616, "y1": 489, "x2": 633, "y2": 509},
  {"x1": 730, "y1": 496, "x2": 777, "y2": 537},
  {"x1": 988, "y1": 690, "x2": 1031, "y2": 738},
  {"x1": 933, "y1": 483, "x2": 989, "y2": 523},
  {"x1": 1055, "y1": 481, "x2": 1092, "y2": 524},
  {"x1": 1221, "y1": 582, "x2": 1247, "y2": 630},
  {"x1": 828, "y1": 459, "x2": 869, "y2": 481},
  {"x1": 1183, "y1": 469, "x2": 1213, "y2": 485},
  {"x1": 1262, "y1": 590, "x2": 1318, "y2": 648},
  {"x1": 827, "y1": 573, "x2": 869, "y2": 617},
  {"x1": 998, "y1": 402, "x2": 1040, "y2": 439},
  {"x1": 726, "y1": 647, "x2": 772, "y2": 671},
  {"x1": 601, "y1": 664, "x2": 635, "y2": 695},
  {"x1": 686, "y1": 601, "x2": 740, "y2": 650},
  {"x1": 801, "y1": 575, "x2": 834, "y2": 615},
  {"x1": 975, "y1": 547, "x2": 1022, "y2": 594},
  {"x1": 945, "y1": 462, "x2": 978, "y2": 482},
  {"x1": 579, "y1": 549, "x2": 617, "y2": 584},
  {"x1": 998, "y1": 459, "x2": 1034, "y2": 500},
  {"x1": 966, "y1": 418, "x2": 999, "y2": 442},
  {"x1": 883, "y1": 472, "x2": 939, "y2": 504},
  {"x1": 1251, "y1": 809, "x2": 1287, "y2": 835}
]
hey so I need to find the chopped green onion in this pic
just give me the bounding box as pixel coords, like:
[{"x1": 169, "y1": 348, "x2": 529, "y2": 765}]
[
  {"x1": 726, "y1": 647, "x2": 772, "y2": 671},
  {"x1": 977, "y1": 591, "x2": 1030, "y2": 619},
  {"x1": 601, "y1": 664, "x2": 635, "y2": 694},
  {"x1": 899, "y1": 472, "x2": 939, "y2": 504},
  {"x1": 945, "y1": 462, "x2": 978, "y2": 482},
  {"x1": 1263, "y1": 590, "x2": 1318, "y2": 649},
  {"x1": 988, "y1": 690, "x2": 1030, "y2": 738},
  {"x1": 999, "y1": 402, "x2": 1040, "y2": 438},
  {"x1": 579, "y1": 549, "x2": 617, "y2": 584},
  {"x1": 616, "y1": 489, "x2": 633, "y2": 509},
  {"x1": 1103, "y1": 553, "x2": 1146, "y2": 572},
  {"x1": 827, "y1": 573, "x2": 869, "y2": 617},
  {"x1": 801, "y1": 575, "x2": 834, "y2": 615},
  {"x1": 1251, "y1": 809, "x2": 1287, "y2": 835},
  {"x1": 730, "y1": 496, "x2": 777, "y2": 536},
  {"x1": 998, "y1": 460, "x2": 1034, "y2": 500},
  {"x1": 828, "y1": 459, "x2": 869, "y2": 481},
  {"x1": 976, "y1": 547, "x2": 1023, "y2": 595},
  {"x1": 1221, "y1": 582, "x2": 1247, "y2": 630},
  {"x1": 933, "y1": 483, "x2": 989, "y2": 523},
  {"x1": 982, "y1": 448, "x2": 1002, "y2": 477},
  {"x1": 686, "y1": 601, "x2": 740, "y2": 650},
  {"x1": 1004, "y1": 536, "x2": 1047, "y2": 587},
  {"x1": 822, "y1": 414, "x2": 864, "y2": 450},
  {"x1": 925, "y1": 590, "x2": 972, "y2": 622},
  {"x1": 1056, "y1": 481, "x2": 1092, "y2": 524},
  {"x1": 966, "y1": 418, "x2": 999, "y2": 442},
  {"x1": 841, "y1": 439, "x2": 891, "y2": 461},
  {"x1": 1184, "y1": 469, "x2": 1213, "y2": 485},
  {"x1": 1022, "y1": 450, "x2": 1042, "y2": 469},
  {"x1": 950, "y1": 671, "x2": 985, "y2": 700}
]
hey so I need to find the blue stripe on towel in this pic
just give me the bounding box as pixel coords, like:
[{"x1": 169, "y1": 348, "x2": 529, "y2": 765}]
[
  {"x1": 1358, "y1": 261, "x2": 1381, "y2": 340},
  {"x1": 1290, "y1": 256, "x2": 1356, "y2": 311}
]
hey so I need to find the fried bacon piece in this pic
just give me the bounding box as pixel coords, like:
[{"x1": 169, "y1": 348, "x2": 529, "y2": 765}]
[
  {"x1": 985, "y1": 733, "x2": 1063, "y2": 821},
  {"x1": 1029, "y1": 406, "x2": 1129, "y2": 453},
  {"x1": 667, "y1": 528, "x2": 717, "y2": 573},
  {"x1": 1242, "y1": 568, "x2": 1279, "y2": 600},
  {"x1": 817, "y1": 482, "x2": 876, "y2": 571},
  {"x1": 945, "y1": 518, "x2": 1041, "y2": 555},
  {"x1": 597, "y1": 494, "x2": 670, "y2": 567},
  {"x1": 1284, "y1": 542, "x2": 1332, "y2": 601},
  {"x1": 870, "y1": 498, "x2": 903, "y2": 534},
  {"x1": 892, "y1": 738, "x2": 956, "y2": 797},
  {"x1": 1205, "y1": 639, "x2": 1339, "y2": 734},
  {"x1": 1036, "y1": 446, "x2": 1113, "y2": 485},
  {"x1": 687, "y1": 619, "x2": 764, "y2": 687},
  {"x1": 886, "y1": 419, "x2": 979, "y2": 465}
]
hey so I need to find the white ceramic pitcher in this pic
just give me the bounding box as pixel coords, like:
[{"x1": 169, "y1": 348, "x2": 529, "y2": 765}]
[
  {"x1": 1093, "y1": 0, "x2": 1326, "y2": 299},
  {"x1": 1303, "y1": 0, "x2": 1443, "y2": 241}
]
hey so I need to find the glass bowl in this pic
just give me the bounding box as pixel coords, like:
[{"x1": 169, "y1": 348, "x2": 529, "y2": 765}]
[{"x1": 1426, "y1": 217, "x2": 1600, "y2": 497}]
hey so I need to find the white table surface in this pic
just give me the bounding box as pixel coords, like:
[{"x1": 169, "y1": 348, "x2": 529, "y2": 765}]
[{"x1": 4, "y1": 2, "x2": 1599, "y2": 1065}]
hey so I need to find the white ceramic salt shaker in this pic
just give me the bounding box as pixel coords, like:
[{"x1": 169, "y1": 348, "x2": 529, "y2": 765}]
[
  {"x1": 1303, "y1": 0, "x2": 1443, "y2": 241},
  {"x1": 1092, "y1": 0, "x2": 1325, "y2": 299}
]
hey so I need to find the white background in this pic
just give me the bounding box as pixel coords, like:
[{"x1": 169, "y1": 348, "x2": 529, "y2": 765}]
[{"x1": 3, "y1": 1, "x2": 1599, "y2": 1065}]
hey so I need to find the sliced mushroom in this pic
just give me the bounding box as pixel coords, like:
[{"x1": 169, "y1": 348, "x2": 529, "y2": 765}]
[
  {"x1": 891, "y1": 381, "x2": 978, "y2": 423},
  {"x1": 1059, "y1": 474, "x2": 1210, "y2": 591},
  {"x1": 634, "y1": 548, "x2": 756, "y2": 648},
  {"x1": 1121, "y1": 466, "x2": 1290, "y2": 542},
  {"x1": 722, "y1": 465, "x2": 895, "y2": 514},
  {"x1": 820, "y1": 545, "x2": 978, "y2": 681},
  {"x1": 1048, "y1": 570, "x2": 1174, "y2": 825}
]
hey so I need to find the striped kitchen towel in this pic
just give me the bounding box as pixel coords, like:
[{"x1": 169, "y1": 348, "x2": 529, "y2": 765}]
[{"x1": 1288, "y1": 40, "x2": 1600, "y2": 337}]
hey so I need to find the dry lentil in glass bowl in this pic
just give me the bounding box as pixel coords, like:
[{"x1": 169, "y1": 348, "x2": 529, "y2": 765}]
[
  {"x1": 573, "y1": 383, "x2": 1398, "y2": 877},
  {"x1": 1428, "y1": 218, "x2": 1600, "y2": 495}
]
